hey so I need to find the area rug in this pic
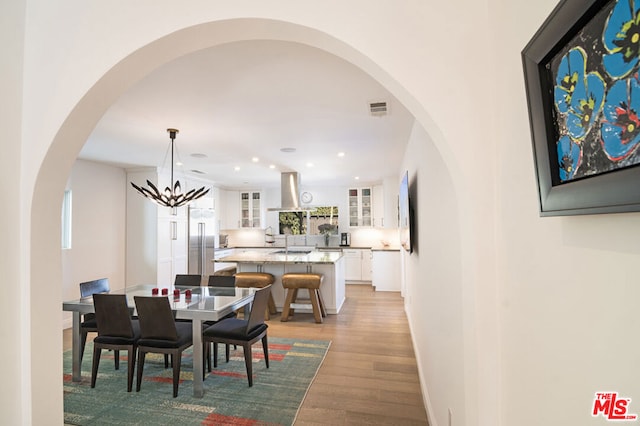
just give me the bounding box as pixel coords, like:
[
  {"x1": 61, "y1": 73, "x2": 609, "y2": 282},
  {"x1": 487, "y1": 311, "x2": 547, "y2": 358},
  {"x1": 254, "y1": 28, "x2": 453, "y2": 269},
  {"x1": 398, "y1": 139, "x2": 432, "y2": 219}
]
[{"x1": 63, "y1": 337, "x2": 330, "y2": 426}]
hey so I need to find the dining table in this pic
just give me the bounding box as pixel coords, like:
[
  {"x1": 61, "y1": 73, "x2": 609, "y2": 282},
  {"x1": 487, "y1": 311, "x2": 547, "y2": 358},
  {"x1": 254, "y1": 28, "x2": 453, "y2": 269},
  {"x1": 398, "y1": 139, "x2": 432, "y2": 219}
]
[{"x1": 62, "y1": 283, "x2": 256, "y2": 398}]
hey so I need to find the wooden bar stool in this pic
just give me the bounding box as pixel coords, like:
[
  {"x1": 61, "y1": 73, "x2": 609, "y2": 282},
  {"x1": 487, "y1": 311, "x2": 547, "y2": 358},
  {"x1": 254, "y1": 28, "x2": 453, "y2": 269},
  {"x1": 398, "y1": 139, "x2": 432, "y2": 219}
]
[
  {"x1": 281, "y1": 273, "x2": 326, "y2": 323},
  {"x1": 234, "y1": 272, "x2": 276, "y2": 320}
]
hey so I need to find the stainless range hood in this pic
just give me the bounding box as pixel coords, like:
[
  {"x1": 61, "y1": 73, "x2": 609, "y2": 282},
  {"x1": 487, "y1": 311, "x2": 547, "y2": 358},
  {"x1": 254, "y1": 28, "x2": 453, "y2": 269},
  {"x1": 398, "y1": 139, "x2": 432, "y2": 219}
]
[{"x1": 267, "y1": 171, "x2": 308, "y2": 211}]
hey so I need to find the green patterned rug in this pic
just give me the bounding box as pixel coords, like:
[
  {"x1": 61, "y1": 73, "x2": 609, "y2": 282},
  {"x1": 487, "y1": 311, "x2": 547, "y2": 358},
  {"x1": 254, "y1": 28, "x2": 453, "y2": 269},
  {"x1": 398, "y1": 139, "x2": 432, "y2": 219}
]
[{"x1": 63, "y1": 337, "x2": 330, "y2": 425}]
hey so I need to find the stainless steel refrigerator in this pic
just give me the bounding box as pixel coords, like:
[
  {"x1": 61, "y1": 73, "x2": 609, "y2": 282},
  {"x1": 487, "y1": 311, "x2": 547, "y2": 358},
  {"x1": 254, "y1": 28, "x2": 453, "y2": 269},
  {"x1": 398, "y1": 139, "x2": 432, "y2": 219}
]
[{"x1": 188, "y1": 207, "x2": 218, "y2": 276}]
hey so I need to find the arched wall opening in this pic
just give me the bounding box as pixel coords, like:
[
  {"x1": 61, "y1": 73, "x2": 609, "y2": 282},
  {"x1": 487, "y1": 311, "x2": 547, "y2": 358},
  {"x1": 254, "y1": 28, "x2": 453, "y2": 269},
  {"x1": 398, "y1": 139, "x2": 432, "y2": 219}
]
[{"x1": 29, "y1": 18, "x2": 470, "y2": 424}]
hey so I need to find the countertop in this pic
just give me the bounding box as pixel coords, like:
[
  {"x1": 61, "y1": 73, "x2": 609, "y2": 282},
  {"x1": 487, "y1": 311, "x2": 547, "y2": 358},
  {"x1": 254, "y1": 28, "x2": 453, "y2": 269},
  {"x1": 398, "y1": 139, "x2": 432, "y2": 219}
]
[{"x1": 214, "y1": 249, "x2": 343, "y2": 264}]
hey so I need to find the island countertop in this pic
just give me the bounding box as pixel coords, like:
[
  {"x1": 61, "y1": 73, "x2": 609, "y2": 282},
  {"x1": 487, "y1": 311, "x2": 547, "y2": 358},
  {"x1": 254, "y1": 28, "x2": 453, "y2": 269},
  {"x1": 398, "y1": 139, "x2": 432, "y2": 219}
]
[{"x1": 215, "y1": 249, "x2": 342, "y2": 264}]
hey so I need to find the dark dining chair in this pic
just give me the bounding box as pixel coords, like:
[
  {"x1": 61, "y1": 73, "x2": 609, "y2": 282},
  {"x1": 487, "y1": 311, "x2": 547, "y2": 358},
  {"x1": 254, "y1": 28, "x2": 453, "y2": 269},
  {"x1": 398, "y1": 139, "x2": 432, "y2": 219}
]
[
  {"x1": 174, "y1": 274, "x2": 202, "y2": 287},
  {"x1": 202, "y1": 285, "x2": 271, "y2": 386},
  {"x1": 133, "y1": 296, "x2": 193, "y2": 398},
  {"x1": 91, "y1": 294, "x2": 140, "y2": 392},
  {"x1": 79, "y1": 278, "x2": 110, "y2": 364},
  {"x1": 207, "y1": 274, "x2": 236, "y2": 288}
]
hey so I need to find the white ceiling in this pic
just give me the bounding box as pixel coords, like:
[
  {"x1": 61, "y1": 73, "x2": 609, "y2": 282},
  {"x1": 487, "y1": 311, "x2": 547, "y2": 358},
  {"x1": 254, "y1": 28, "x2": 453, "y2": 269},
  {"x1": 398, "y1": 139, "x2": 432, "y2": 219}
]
[{"x1": 79, "y1": 40, "x2": 415, "y2": 190}]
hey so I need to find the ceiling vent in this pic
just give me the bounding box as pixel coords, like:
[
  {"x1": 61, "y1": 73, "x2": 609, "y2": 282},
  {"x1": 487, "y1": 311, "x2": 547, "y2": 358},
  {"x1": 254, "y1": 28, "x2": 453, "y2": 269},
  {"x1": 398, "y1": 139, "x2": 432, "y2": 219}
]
[{"x1": 369, "y1": 101, "x2": 388, "y2": 116}]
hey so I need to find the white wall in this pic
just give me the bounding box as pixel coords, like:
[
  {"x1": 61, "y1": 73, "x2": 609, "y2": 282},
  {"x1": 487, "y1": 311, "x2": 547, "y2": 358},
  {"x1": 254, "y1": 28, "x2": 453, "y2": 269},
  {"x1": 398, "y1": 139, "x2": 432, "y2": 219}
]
[
  {"x1": 8, "y1": 1, "x2": 640, "y2": 426},
  {"x1": 492, "y1": 0, "x2": 640, "y2": 424},
  {"x1": 401, "y1": 121, "x2": 466, "y2": 425},
  {"x1": 61, "y1": 160, "x2": 126, "y2": 328}
]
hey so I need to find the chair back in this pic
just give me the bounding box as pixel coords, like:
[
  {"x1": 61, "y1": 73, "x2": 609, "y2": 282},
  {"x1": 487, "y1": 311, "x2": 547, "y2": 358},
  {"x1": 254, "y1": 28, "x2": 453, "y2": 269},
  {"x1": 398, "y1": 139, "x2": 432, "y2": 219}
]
[
  {"x1": 93, "y1": 293, "x2": 134, "y2": 338},
  {"x1": 207, "y1": 275, "x2": 236, "y2": 287},
  {"x1": 134, "y1": 296, "x2": 178, "y2": 341},
  {"x1": 80, "y1": 278, "x2": 110, "y2": 298},
  {"x1": 246, "y1": 285, "x2": 272, "y2": 331},
  {"x1": 174, "y1": 274, "x2": 201, "y2": 287}
]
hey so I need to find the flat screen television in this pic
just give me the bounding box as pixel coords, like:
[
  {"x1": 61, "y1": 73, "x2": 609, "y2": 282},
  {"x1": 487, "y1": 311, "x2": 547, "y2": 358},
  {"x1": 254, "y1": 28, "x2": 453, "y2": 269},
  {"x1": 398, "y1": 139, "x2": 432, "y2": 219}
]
[{"x1": 399, "y1": 170, "x2": 412, "y2": 253}]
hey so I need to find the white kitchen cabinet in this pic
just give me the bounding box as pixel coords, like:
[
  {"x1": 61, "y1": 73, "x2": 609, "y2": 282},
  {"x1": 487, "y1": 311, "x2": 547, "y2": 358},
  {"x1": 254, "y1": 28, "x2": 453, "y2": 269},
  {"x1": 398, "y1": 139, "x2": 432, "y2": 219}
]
[
  {"x1": 371, "y1": 250, "x2": 400, "y2": 291},
  {"x1": 126, "y1": 168, "x2": 189, "y2": 287},
  {"x1": 372, "y1": 180, "x2": 398, "y2": 228},
  {"x1": 221, "y1": 190, "x2": 263, "y2": 229},
  {"x1": 348, "y1": 187, "x2": 372, "y2": 227},
  {"x1": 343, "y1": 248, "x2": 372, "y2": 282},
  {"x1": 240, "y1": 191, "x2": 262, "y2": 228},
  {"x1": 362, "y1": 249, "x2": 372, "y2": 281}
]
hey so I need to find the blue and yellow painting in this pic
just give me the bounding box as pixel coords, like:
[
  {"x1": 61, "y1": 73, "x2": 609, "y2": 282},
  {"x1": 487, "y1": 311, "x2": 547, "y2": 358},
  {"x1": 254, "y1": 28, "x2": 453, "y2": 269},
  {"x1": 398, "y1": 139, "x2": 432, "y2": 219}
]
[{"x1": 550, "y1": 0, "x2": 640, "y2": 182}]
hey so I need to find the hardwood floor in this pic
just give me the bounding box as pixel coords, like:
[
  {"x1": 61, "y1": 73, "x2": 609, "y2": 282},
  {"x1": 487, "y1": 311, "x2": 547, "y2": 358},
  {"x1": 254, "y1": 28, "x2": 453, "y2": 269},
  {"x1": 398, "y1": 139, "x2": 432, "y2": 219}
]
[{"x1": 63, "y1": 284, "x2": 429, "y2": 425}]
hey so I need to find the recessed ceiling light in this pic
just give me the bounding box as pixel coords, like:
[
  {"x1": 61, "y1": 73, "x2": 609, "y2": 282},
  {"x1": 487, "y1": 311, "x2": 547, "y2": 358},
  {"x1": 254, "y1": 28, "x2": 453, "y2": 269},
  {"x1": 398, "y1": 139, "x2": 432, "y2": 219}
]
[
  {"x1": 191, "y1": 153, "x2": 207, "y2": 158},
  {"x1": 338, "y1": 152, "x2": 345, "y2": 157},
  {"x1": 234, "y1": 166, "x2": 240, "y2": 171},
  {"x1": 252, "y1": 157, "x2": 259, "y2": 162},
  {"x1": 176, "y1": 162, "x2": 183, "y2": 166},
  {"x1": 269, "y1": 164, "x2": 276, "y2": 169},
  {"x1": 280, "y1": 147, "x2": 296, "y2": 153},
  {"x1": 355, "y1": 176, "x2": 360, "y2": 180},
  {"x1": 306, "y1": 162, "x2": 314, "y2": 167}
]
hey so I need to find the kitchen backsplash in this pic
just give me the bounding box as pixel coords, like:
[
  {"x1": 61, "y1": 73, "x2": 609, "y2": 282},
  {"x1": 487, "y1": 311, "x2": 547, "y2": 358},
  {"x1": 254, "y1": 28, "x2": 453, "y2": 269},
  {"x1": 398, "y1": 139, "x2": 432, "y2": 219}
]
[{"x1": 222, "y1": 228, "x2": 400, "y2": 249}]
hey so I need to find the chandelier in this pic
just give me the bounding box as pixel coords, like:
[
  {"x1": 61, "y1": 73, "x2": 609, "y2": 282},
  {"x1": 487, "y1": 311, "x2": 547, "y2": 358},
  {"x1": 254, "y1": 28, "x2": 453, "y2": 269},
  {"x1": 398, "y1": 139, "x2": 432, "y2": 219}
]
[{"x1": 130, "y1": 128, "x2": 209, "y2": 208}]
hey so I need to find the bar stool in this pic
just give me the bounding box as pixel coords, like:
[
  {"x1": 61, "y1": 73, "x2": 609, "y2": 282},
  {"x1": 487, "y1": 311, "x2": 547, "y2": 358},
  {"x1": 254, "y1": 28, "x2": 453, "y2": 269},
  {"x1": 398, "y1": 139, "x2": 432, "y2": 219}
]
[
  {"x1": 234, "y1": 272, "x2": 277, "y2": 320},
  {"x1": 281, "y1": 273, "x2": 326, "y2": 323}
]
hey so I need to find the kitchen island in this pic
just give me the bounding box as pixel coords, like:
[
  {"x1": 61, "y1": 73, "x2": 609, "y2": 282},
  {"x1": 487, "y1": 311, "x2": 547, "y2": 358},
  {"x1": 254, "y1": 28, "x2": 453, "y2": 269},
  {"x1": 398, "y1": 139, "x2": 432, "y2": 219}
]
[{"x1": 214, "y1": 249, "x2": 346, "y2": 314}]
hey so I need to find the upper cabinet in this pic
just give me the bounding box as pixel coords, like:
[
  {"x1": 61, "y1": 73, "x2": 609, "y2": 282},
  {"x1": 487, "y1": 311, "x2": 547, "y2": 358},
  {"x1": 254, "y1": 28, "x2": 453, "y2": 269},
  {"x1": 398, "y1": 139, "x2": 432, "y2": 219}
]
[
  {"x1": 348, "y1": 187, "x2": 372, "y2": 227},
  {"x1": 240, "y1": 191, "x2": 262, "y2": 228},
  {"x1": 219, "y1": 189, "x2": 263, "y2": 229}
]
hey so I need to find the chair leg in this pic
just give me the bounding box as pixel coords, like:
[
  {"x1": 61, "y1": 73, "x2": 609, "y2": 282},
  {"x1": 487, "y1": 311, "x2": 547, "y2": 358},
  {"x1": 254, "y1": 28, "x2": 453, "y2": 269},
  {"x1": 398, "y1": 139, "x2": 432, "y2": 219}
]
[
  {"x1": 267, "y1": 293, "x2": 277, "y2": 315},
  {"x1": 243, "y1": 343, "x2": 253, "y2": 387},
  {"x1": 164, "y1": 354, "x2": 169, "y2": 368},
  {"x1": 281, "y1": 288, "x2": 295, "y2": 322},
  {"x1": 114, "y1": 349, "x2": 120, "y2": 370},
  {"x1": 127, "y1": 347, "x2": 136, "y2": 392},
  {"x1": 136, "y1": 351, "x2": 146, "y2": 392},
  {"x1": 308, "y1": 289, "x2": 323, "y2": 323},
  {"x1": 90, "y1": 346, "x2": 101, "y2": 388},
  {"x1": 317, "y1": 289, "x2": 327, "y2": 317},
  {"x1": 80, "y1": 330, "x2": 88, "y2": 363},
  {"x1": 225, "y1": 343, "x2": 230, "y2": 363},
  {"x1": 213, "y1": 342, "x2": 218, "y2": 368},
  {"x1": 290, "y1": 288, "x2": 299, "y2": 315},
  {"x1": 172, "y1": 351, "x2": 181, "y2": 398},
  {"x1": 203, "y1": 342, "x2": 209, "y2": 379},
  {"x1": 262, "y1": 335, "x2": 269, "y2": 369}
]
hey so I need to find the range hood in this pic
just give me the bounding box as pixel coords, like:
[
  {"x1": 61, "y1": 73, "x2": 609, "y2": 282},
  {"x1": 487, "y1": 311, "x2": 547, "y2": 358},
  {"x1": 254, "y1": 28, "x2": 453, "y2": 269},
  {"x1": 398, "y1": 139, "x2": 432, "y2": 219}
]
[{"x1": 267, "y1": 172, "x2": 308, "y2": 211}]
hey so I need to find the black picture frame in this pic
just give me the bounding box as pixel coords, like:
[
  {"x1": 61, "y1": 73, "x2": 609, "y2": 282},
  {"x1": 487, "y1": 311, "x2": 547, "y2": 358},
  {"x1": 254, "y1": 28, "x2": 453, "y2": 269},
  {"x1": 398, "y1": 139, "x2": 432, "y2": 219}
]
[{"x1": 522, "y1": 0, "x2": 640, "y2": 216}]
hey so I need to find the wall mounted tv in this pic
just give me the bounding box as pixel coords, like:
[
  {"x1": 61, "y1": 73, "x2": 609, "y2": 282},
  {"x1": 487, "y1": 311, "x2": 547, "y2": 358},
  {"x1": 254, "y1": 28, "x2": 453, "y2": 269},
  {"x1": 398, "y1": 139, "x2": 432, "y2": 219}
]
[{"x1": 399, "y1": 170, "x2": 413, "y2": 253}]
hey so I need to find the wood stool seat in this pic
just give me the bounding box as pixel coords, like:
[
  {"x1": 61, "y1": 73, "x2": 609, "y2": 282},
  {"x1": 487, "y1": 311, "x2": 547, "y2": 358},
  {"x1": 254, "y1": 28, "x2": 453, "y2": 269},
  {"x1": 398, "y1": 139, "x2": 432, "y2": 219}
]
[
  {"x1": 234, "y1": 272, "x2": 276, "y2": 319},
  {"x1": 281, "y1": 273, "x2": 326, "y2": 323}
]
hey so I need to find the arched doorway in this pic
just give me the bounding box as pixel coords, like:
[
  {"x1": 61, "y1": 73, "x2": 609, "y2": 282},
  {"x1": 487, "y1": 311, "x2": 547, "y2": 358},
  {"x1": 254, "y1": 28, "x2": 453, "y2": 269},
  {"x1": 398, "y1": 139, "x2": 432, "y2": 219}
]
[{"x1": 30, "y1": 18, "x2": 460, "y2": 424}]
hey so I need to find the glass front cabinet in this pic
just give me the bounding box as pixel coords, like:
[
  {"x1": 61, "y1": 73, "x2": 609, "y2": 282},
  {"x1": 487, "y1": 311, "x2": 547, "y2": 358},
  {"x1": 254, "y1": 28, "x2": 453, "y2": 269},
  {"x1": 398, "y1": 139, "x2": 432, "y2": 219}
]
[
  {"x1": 348, "y1": 187, "x2": 372, "y2": 227},
  {"x1": 240, "y1": 191, "x2": 261, "y2": 228}
]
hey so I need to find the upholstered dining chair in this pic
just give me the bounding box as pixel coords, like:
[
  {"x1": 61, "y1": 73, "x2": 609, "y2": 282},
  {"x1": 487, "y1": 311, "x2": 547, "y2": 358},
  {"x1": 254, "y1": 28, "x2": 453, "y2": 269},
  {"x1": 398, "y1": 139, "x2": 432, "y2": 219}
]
[
  {"x1": 207, "y1": 274, "x2": 236, "y2": 288},
  {"x1": 91, "y1": 293, "x2": 140, "y2": 392},
  {"x1": 202, "y1": 285, "x2": 271, "y2": 386},
  {"x1": 174, "y1": 274, "x2": 202, "y2": 287},
  {"x1": 79, "y1": 278, "x2": 110, "y2": 364},
  {"x1": 133, "y1": 296, "x2": 193, "y2": 398}
]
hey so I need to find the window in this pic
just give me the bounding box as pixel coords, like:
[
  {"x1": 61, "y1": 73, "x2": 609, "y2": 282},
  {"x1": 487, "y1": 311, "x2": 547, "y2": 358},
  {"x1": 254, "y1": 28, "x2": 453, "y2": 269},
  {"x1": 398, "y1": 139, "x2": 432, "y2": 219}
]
[{"x1": 61, "y1": 190, "x2": 72, "y2": 249}]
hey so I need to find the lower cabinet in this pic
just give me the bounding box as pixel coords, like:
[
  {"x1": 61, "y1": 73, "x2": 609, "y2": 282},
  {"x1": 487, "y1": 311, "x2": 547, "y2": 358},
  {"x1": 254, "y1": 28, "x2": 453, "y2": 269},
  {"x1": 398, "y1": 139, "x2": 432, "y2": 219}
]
[
  {"x1": 343, "y1": 248, "x2": 372, "y2": 282},
  {"x1": 371, "y1": 250, "x2": 401, "y2": 291}
]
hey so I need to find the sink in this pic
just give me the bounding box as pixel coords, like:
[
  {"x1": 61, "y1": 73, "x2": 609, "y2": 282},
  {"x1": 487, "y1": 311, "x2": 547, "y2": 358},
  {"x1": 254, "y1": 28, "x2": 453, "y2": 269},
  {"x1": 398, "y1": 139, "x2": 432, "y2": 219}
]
[{"x1": 272, "y1": 249, "x2": 313, "y2": 254}]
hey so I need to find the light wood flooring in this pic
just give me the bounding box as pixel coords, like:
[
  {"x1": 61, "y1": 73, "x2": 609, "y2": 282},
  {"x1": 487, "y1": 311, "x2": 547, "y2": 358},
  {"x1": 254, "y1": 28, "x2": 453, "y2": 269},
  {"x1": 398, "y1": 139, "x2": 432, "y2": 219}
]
[{"x1": 64, "y1": 284, "x2": 429, "y2": 425}]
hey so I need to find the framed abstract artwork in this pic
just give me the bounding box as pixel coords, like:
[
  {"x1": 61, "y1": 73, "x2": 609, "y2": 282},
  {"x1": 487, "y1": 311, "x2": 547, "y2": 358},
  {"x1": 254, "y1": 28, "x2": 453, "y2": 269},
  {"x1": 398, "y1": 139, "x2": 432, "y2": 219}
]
[{"x1": 522, "y1": 0, "x2": 640, "y2": 216}]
